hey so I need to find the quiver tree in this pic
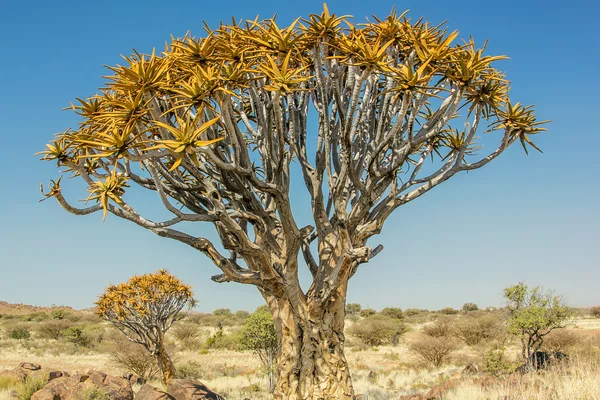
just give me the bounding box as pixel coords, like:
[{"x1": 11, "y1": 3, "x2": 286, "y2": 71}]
[
  {"x1": 40, "y1": 5, "x2": 548, "y2": 399},
  {"x1": 504, "y1": 283, "x2": 572, "y2": 370},
  {"x1": 96, "y1": 270, "x2": 196, "y2": 384}
]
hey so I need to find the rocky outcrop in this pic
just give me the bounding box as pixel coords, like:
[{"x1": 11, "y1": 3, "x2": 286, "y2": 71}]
[
  {"x1": 167, "y1": 379, "x2": 225, "y2": 400},
  {"x1": 135, "y1": 384, "x2": 174, "y2": 400}
]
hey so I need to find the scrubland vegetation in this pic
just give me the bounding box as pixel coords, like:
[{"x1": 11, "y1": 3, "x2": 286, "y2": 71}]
[{"x1": 0, "y1": 303, "x2": 599, "y2": 399}]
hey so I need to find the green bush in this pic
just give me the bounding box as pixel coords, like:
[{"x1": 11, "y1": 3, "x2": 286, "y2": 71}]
[
  {"x1": 381, "y1": 307, "x2": 403, "y2": 319},
  {"x1": 345, "y1": 303, "x2": 362, "y2": 315},
  {"x1": 21, "y1": 312, "x2": 49, "y2": 322},
  {"x1": 16, "y1": 376, "x2": 46, "y2": 400},
  {"x1": 439, "y1": 307, "x2": 459, "y2": 315},
  {"x1": 462, "y1": 303, "x2": 479, "y2": 313},
  {"x1": 453, "y1": 315, "x2": 504, "y2": 346},
  {"x1": 50, "y1": 310, "x2": 69, "y2": 320},
  {"x1": 8, "y1": 326, "x2": 31, "y2": 340},
  {"x1": 212, "y1": 308, "x2": 233, "y2": 317},
  {"x1": 204, "y1": 329, "x2": 241, "y2": 350},
  {"x1": 422, "y1": 319, "x2": 452, "y2": 338},
  {"x1": 63, "y1": 327, "x2": 94, "y2": 348},
  {"x1": 348, "y1": 315, "x2": 404, "y2": 346},
  {"x1": 234, "y1": 310, "x2": 250, "y2": 319},
  {"x1": 409, "y1": 335, "x2": 458, "y2": 367},
  {"x1": 176, "y1": 360, "x2": 207, "y2": 380},
  {"x1": 36, "y1": 320, "x2": 71, "y2": 340},
  {"x1": 404, "y1": 309, "x2": 423, "y2": 317},
  {"x1": 359, "y1": 309, "x2": 376, "y2": 318},
  {"x1": 0, "y1": 375, "x2": 20, "y2": 390},
  {"x1": 483, "y1": 345, "x2": 514, "y2": 376}
]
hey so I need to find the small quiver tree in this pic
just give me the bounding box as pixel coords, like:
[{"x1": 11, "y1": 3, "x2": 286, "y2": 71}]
[
  {"x1": 239, "y1": 309, "x2": 279, "y2": 393},
  {"x1": 503, "y1": 282, "x2": 573, "y2": 370},
  {"x1": 96, "y1": 269, "x2": 196, "y2": 384}
]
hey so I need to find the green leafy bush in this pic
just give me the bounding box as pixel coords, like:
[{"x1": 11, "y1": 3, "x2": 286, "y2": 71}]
[
  {"x1": 409, "y1": 336, "x2": 458, "y2": 367},
  {"x1": 16, "y1": 376, "x2": 46, "y2": 400},
  {"x1": 453, "y1": 315, "x2": 504, "y2": 346},
  {"x1": 381, "y1": 307, "x2": 403, "y2": 319},
  {"x1": 204, "y1": 329, "x2": 241, "y2": 350},
  {"x1": 50, "y1": 310, "x2": 69, "y2": 320},
  {"x1": 348, "y1": 315, "x2": 404, "y2": 346},
  {"x1": 483, "y1": 345, "x2": 515, "y2": 376},
  {"x1": 462, "y1": 303, "x2": 479, "y2": 313},
  {"x1": 8, "y1": 325, "x2": 31, "y2": 340},
  {"x1": 404, "y1": 309, "x2": 423, "y2": 317},
  {"x1": 422, "y1": 319, "x2": 452, "y2": 338},
  {"x1": 359, "y1": 309, "x2": 376, "y2": 318},
  {"x1": 239, "y1": 310, "x2": 278, "y2": 393},
  {"x1": 36, "y1": 320, "x2": 71, "y2": 340},
  {"x1": 212, "y1": 308, "x2": 233, "y2": 317},
  {"x1": 345, "y1": 303, "x2": 362, "y2": 315}
]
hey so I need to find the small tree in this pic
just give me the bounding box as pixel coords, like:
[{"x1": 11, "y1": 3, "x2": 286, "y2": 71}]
[
  {"x1": 239, "y1": 309, "x2": 279, "y2": 393},
  {"x1": 381, "y1": 307, "x2": 403, "y2": 319},
  {"x1": 96, "y1": 270, "x2": 196, "y2": 384},
  {"x1": 345, "y1": 303, "x2": 362, "y2": 315},
  {"x1": 462, "y1": 303, "x2": 479, "y2": 313},
  {"x1": 503, "y1": 282, "x2": 573, "y2": 369}
]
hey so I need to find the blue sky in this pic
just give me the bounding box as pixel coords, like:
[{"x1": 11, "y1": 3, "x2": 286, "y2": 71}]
[{"x1": 0, "y1": 0, "x2": 598, "y2": 312}]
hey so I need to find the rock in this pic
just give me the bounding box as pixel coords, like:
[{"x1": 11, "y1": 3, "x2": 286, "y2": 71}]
[
  {"x1": 103, "y1": 375, "x2": 134, "y2": 400},
  {"x1": 135, "y1": 384, "x2": 174, "y2": 400},
  {"x1": 167, "y1": 379, "x2": 225, "y2": 400},
  {"x1": 20, "y1": 362, "x2": 41, "y2": 371},
  {"x1": 48, "y1": 372, "x2": 64, "y2": 381},
  {"x1": 123, "y1": 373, "x2": 145, "y2": 385},
  {"x1": 87, "y1": 370, "x2": 108, "y2": 387},
  {"x1": 31, "y1": 377, "x2": 78, "y2": 400},
  {"x1": 70, "y1": 374, "x2": 89, "y2": 383}
]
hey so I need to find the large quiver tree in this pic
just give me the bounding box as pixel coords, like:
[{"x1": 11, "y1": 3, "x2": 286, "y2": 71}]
[{"x1": 40, "y1": 5, "x2": 548, "y2": 399}]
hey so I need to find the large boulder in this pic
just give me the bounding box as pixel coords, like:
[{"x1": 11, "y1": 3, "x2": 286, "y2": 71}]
[
  {"x1": 135, "y1": 384, "x2": 174, "y2": 400},
  {"x1": 31, "y1": 377, "x2": 79, "y2": 400},
  {"x1": 167, "y1": 379, "x2": 224, "y2": 400}
]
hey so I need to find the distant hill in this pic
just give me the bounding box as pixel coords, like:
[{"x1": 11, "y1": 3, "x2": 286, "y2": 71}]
[{"x1": 0, "y1": 301, "x2": 76, "y2": 316}]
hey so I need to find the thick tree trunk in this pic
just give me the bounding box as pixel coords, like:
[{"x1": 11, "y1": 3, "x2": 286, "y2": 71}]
[
  {"x1": 265, "y1": 286, "x2": 354, "y2": 400},
  {"x1": 156, "y1": 338, "x2": 176, "y2": 385}
]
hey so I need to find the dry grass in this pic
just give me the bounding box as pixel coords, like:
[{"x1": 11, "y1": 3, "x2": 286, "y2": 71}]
[{"x1": 0, "y1": 314, "x2": 598, "y2": 399}]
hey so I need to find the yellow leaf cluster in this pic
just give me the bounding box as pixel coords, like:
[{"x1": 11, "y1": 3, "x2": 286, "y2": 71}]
[{"x1": 96, "y1": 269, "x2": 195, "y2": 322}]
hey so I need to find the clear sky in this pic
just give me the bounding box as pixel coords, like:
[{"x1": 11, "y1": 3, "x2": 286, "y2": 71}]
[{"x1": 0, "y1": 0, "x2": 598, "y2": 313}]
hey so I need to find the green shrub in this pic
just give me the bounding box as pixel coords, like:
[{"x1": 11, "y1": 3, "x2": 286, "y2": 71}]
[
  {"x1": 8, "y1": 326, "x2": 31, "y2": 340},
  {"x1": 404, "y1": 309, "x2": 423, "y2": 317},
  {"x1": 63, "y1": 327, "x2": 94, "y2": 348},
  {"x1": 0, "y1": 375, "x2": 20, "y2": 390},
  {"x1": 345, "y1": 303, "x2": 362, "y2": 315},
  {"x1": 212, "y1": 308, "x2": 233, "y2": 317},
  {"x1": 204, "y1": 329, "x2": 241, "y2": 350},
  {"x1": 50, "y1": 310, "x2": 69, "y2": 320},
  {"x1": 348, "y1": 315, "x2": 404, "y2": 346},
  {"x1": 175, "y1": 360, "x2": 207, "y2": 380},
  {"x1": 439, "y1": 307, "x2": 459, "y2": 315},
  {"x1": 16, "y1": 376, "x2": 46, "y2": 400},
  {"x1": 453, "y1": 315, "x2": 504, "y2": 346},
  {"x1": 409, "y1": 335, "x2": 458, "y2": 367},
  {"x1": 107, "y1": 334, "x2": 158, "y2": 380},
  {"x1": 483, "y1": 345, "x2": 514, "y2": 376},
  {"x1": 21, "y1": 313, "x2": 49, "y2": 322},
  {"x1": 381, "y1": 307, "x2": 403, "y2": 319},
  {"x1": 462, "y1": 303, "x2": 479, "y2": 313},
  {"x1": 234, "y1": 310, "x2": 250, "y2": 319},
  {"x1": 422, "y1": 319, "x2": 452, "y2": 338},
  {"x1": 36, "y1": 320, "x2": 71, "y2": 340},
  {"x1": 359, "y1": 309, "x2": 376, "y2": 318}
]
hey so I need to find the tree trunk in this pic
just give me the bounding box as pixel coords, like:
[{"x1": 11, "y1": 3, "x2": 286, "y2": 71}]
[
  {"x1": 156, "y1": 338, "x2": 176, "y2": 385},
  {"x1": 265, "y1": 287, "x2": 354, "y2": 400}
]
